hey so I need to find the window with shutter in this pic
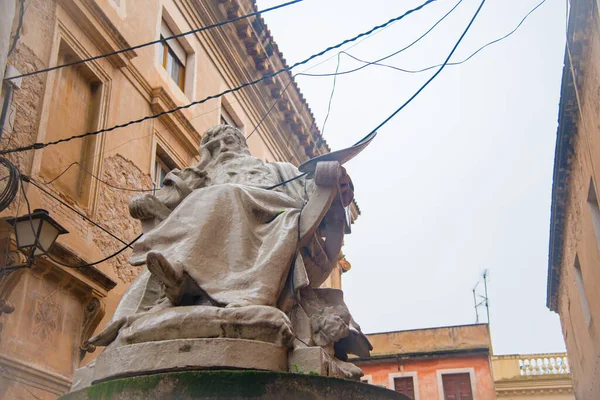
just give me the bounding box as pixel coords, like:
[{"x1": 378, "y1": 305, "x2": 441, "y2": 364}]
[
  {"x1": 393, "y1": 376, "x2": 415, "y2": 400},
  {"x1": 159, "y1": 20, "x2": 187, "y2": 90},
  {"x1": 441, "y1": 373, "x2": 473, "y2": 400}
]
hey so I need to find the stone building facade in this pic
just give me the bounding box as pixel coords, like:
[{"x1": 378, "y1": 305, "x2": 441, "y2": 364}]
[
  {"x1": 352, "y1": 324, "x2": 497, "y2": 399},
  {"x1": 0, "y1": 0, "x2": 356, "y2": 398},
  {"x1": 547, "y1": 0, "x2": 600, "y2": 398}
]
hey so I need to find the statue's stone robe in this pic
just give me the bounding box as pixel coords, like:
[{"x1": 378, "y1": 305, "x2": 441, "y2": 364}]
[{"x1": 128, "y1": 157, "x2": 312, "y2": 308}]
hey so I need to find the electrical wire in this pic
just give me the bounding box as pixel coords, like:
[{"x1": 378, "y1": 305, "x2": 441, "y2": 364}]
[
  {"x1": 1, "y1": 165, "x2": 22, "y2": 278},
  {"x1": 265, "y1": 172, "x2": 307, "y2": 190},
  {"x1": 0, "y1": 0, "x2": 440, "y2": 156},
  {"x1": 246, "y1": 0, "x2": 459, "y2": 142},
  {"x1": 6, "y1": 0, "x2": 25, "y2": 58},
  {"x1": 13, "y1": 164, "x2": 306, "y2": 270},
  {"x1": 245, "y1": 79, "x2": 294, "y2": 140},
  {"x1": 3, "y1": 0, "x2": 304, "y2": 82},
  {"x1": 0, "y1": 157, "x2": 19, "y2": 212},
  {"x1": 343, "y1": 0, "x2": 547, "y2": 75},
  {"x1": 40, "y1": 162, "x2": 155, "y2": 192},
  {"x1": 299, "y1": 0, "x2": 463, "y2": 78},
  {"x1": 16, "y1": 178, "x2": 142, "y2": 270},
  {"x1": 355, "y1": 0, "x2": 488, "y2": 146},
  {"x1": 321, "y1": 53, "x2": 341, "y2": 137},
  {"x1": 47, "y1": 100, "x2": 236, "y2": 186},
  {"x1": 252, "y1": 0, "x2": 538, "y2": 150},
  {"x1": 25, "y1": 176, "x2": 133, "y2": 248}
]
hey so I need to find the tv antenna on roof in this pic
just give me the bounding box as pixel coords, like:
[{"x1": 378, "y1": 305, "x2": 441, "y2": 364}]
[{"x1": 473, "y1": 269, "x2": 490, "y2": 324}]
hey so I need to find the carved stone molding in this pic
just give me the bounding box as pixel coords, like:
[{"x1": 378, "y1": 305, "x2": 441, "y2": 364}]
[
  {"x1": 57, "y1": 0, "x2": 137, "y2": 68},
  {"x1": 151, "y1": 87, "x2": 201, "y2": 155},
  {"x1": 80, "y1": 297, "x2": 105, "y2": 357},
  {"x1": 50, "y1": 242, "x2": 117, "y2": 293},
  {"x1": 0, "y1": 354, "x2": 72, "y2": 396}
]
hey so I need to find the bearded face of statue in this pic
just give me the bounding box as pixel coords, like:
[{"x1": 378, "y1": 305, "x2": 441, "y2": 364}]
[{"x1": 200, "y1": 125, "x2": 250, "y2": 162}]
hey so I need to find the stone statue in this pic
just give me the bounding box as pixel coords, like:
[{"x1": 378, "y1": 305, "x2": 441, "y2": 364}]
[{"x1": 72, "y1": 125, "x2": 371, "y2": 390}]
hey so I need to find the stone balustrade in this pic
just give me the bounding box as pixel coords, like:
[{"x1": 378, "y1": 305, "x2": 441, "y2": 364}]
[{"x1": 518, "y1": 354, "x2": 570, "y2": 376}]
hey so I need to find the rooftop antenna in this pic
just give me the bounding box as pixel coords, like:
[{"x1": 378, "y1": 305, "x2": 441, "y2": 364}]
[{"x1": 473, "y1": 269, "x2": 490, "y2": 324}]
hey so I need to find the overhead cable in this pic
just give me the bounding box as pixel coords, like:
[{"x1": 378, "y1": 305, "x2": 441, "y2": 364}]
[
  {"x1": 48, "y1": 101, "x2": 239, "y2": 189},
  {"x1": 24, "y1": 176, "x2": 134, "y2": 248},
  {"x1": 321, "y1": 53, "x2": 342, "y2": 137},
  {"x1": 357, "y1": 0, "x2": 487, "y2": 146},
  {"x1": 3, "y1": 0, "x2": 304, "y2": 82},
  {"x1": 343, "y1": 0, "x2": 547, "y2": 75},
  {"x1": 16, "y1": 178, "x2": 142, "y2": 270},
  {"x1": 246, "y1": 0, "x2": 460, "y2": 140},
  {"x1": 0, "y1": 158, "x2": 19, "y2": 212},
  {"x1": 0, "y1": 0, "x2": 439, "y2": 156},
  {"x1": 300, "y1": 0, "x2": 463, "y2": 78},
  {"x1": 41, "y1": 162, "x2": 155, "y2": 192}
]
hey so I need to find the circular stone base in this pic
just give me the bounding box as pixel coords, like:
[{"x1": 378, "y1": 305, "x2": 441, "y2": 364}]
[{"x1": 61, "y1": 370, "x2": 409, "y2": 400}]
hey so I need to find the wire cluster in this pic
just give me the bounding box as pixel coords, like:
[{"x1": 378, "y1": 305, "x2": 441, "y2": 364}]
[{"x1": 0, "y1": 158, "x2": 19, "y2": 212}]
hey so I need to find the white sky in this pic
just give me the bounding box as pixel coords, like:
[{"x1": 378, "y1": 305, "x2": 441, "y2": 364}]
[{"x1": 256, "y1": 0, "x2": 567, "y2": 355}]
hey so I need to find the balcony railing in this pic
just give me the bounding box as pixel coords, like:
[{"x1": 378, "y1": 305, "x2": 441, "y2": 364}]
[{"x1": 519, "y1": 355, "x2": 570, "y2": 376}]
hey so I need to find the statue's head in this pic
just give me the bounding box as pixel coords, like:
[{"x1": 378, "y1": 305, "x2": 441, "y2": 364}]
[
  {"x1": 201, "y1": 125, "x2": 249, "y2": 154},
  {"x1": 198, "y1": 125, "x2": 250, "y2": 166}
]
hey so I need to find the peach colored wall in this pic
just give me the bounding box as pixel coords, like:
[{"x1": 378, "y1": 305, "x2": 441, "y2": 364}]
[{"x1": 357, "y1": 354, "x2": 495, "y2": 400}]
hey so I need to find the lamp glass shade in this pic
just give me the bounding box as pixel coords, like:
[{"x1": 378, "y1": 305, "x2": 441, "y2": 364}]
[
  {"x1": 9, "y1": 209, "x2": 68, "y2": 256},
  {"x1": 35, "y1": 220, "x2": 62, "y2": 256},
  {"x1": 14, "y1": 218, "x2": 40, "y2": 250}
]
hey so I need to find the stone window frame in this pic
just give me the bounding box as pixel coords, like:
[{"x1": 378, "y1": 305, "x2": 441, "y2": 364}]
[
  {"x1": 157, "y1": 9, "x2": 196, "y2": 101},
  {"x1": 220, "y1": 97, "x2": 245, "y2": 133},
  {"x1": 586, "y1": 178, "x2": 600, "y2": 249},
  {"x1": 360, "y1": 375, "x2": 373, "y2": 384},
  {"x1": 436, "y1": 367, "x2": 477, "y2": 400},
  {"x1": 150, "y1": 132, "x2": 186, "y2": 191},
  {"x1": 573, "y1": 255, "x2": 592, "y2": 327},
  {"x1": 34, "y1": 17, "x2": 113, "y2": 216},
  {"x1": 388, "y1": 371, "x2": 420, "y2": 400}
]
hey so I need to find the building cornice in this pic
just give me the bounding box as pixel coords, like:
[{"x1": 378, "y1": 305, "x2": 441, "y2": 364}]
[
  {"x1": 547, "y1": 0, "x2": 592, "y2": 311},
  {"x1": 495, "y1": 376, "x2": 574, "y2": 397},
  {"x1": 352, "y1": 347, "x2": 490, "y2": 363},
  {"x1": 150, "y1": 87, "x2": 201, "y2": 156},
  {"x1": 57, "y1": 0, "x2": 137, "y2": 68}
]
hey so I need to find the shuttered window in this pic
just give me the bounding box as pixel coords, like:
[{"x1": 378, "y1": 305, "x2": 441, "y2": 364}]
[
  {"x1": 393, "y1": 377, "x2": 415, "y2": 399},
  {"x1": 442, "y1": 373, "x2": 473, "y2": 400},
  {"x1": 159, "y1": 20, "x2": 186, "y2": 90}
]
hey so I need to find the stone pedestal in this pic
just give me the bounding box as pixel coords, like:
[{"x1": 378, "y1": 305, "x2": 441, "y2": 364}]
[
  {"x1": 62, "y1": 370, "x2": 409, "y2": 400},
  {"x1": 93, "y1": 339, "x2": 288, "y2": 383}
]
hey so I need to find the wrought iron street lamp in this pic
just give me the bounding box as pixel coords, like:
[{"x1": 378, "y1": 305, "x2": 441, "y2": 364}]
[{"x1": 2, "y1": 209, "x2": 68, "y2": 272}]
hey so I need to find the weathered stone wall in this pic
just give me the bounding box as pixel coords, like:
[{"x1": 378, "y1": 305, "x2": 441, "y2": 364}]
[
  {"x1": 555, "y1": 1, "x2": 600, "y2": 399},
  {"x1": 1, "y1": 0, "x2": 57, "y2": 211},
  {"x1": 93, "y1": 155, "x2": 151, "y2": 284}
]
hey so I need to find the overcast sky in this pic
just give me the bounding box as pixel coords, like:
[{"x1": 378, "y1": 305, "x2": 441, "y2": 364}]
[{"x1": 257, "y1": 0, "x2": 567, "y2": 355}]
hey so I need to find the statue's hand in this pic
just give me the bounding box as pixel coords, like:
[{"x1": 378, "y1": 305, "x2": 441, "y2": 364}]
[
  {"x1": 339, "y1": 167, "x2": 354, "y2": 207},
  {"x1": 129, "y1": 193, "x2": 171, "y2": 221}
]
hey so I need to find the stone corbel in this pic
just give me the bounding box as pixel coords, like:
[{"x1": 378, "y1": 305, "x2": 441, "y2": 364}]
[{"x1": 80, "y1": 297, "x2": 105, "y2": 357}]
